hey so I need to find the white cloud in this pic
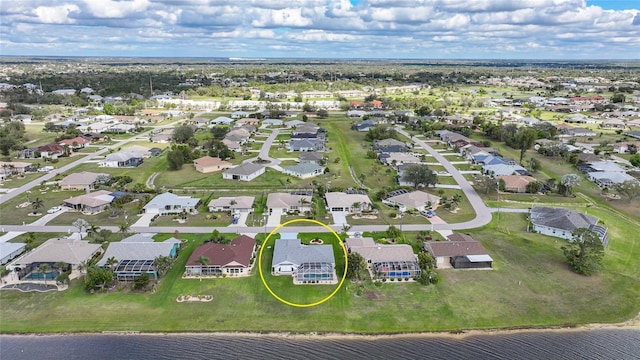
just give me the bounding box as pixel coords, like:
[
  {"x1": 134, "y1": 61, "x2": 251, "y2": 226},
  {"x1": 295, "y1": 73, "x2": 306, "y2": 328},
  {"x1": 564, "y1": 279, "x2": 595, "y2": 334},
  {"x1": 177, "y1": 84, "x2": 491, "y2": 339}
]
[
  {"x1": 33, "y1": 4, "x2": 80, "y2": 24},
  {"x1": 83, "y1": 0, "x2": 150, "y2": 18}
]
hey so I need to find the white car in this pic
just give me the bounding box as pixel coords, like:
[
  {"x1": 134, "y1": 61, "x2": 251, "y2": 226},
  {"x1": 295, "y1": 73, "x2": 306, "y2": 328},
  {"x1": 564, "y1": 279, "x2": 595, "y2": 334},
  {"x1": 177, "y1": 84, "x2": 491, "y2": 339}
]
[{"x1": 47, "y1": 206, "x2": 63, "y2": 214}]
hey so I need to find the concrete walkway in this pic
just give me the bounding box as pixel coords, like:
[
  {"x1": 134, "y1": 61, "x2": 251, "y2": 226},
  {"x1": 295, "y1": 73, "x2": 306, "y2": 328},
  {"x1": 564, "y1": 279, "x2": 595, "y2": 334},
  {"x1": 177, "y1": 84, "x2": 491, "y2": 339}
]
[
  {"x1": 0, "y1": 231, "x2": 25, "y2": 243},
  {"x1": 132, "y1": 213, "x2": 156, "y2": 227}
]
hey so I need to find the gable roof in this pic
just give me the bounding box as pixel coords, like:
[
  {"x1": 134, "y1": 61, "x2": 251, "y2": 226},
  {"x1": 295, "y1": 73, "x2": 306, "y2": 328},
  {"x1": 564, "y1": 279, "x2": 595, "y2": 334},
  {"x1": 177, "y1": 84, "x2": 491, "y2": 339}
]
[
  {"x1": 272, "y1": 238, "x2": 335, "y2": 266},
  {"x1": 282, "y1": 163, "x2": 325, "y2": 175},
  {"x1": 13, "y1": 237, "x2": 101, "y2": 266},
  {"x1": 267, "y1": 193, "x2": 312, "y2": 209},
  {"x1": 385, "y1": 190, "x2": 441, "y2": 208},
  {"x1": 97, "y1": 238, "x2": 179, "y2": 266},
  {"x1": 143, "y1": 192, "x2": 200, "y2": 210},
  {"x1": 299, "y1": 152, "x2": 324, "y2": 161},
  {"x1": 193, "y1": 156, "x2": 232, "y2": 168},
  {"x1": 530, "y1": 206, "x2": 599, "y2": 232},
  {"x1": 223, "y1": 162, "x2": 264, "y2": 176},
  {"x1": 63, "y1": 190, "x2": 114, "y2": 208},
  {"x1": 186, "y1": 235, "x2": 255, "y2": 267},
  {"x1": 424, "y1": 240, "x2": 489, "y2": 257},
  {"x1": 208, "y1": 196, "x2": 255, "y2": 209},
  {"x1": 325, "y1": 192, "x2": 372, "y2": 209},
  {"x1": 346, "y1": 237, "x2": 417, "y2": 263},
  {"x1": 59, "y1": 171, "x2": 108, "y2": 187}
]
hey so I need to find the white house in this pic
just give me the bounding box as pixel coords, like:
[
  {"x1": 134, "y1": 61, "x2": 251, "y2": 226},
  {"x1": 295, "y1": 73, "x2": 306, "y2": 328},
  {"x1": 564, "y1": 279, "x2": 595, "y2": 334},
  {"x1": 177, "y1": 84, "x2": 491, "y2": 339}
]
[
  {"x1": 530, "y1": 206, "x2": 608, "y2": 246},
  {"x1": 222, "y1": 163, "x2": 265, "y2": 181},
  {"x1": 142, "y1": 192, "x2": 200, "y2": 215}
]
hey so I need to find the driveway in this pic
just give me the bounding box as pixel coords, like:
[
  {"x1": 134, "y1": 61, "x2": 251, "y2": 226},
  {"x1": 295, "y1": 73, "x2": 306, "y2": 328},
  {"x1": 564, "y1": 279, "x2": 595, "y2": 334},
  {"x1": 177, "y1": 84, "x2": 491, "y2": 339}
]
[
  {"x1": 267, "y1": 208, "x2": 283, "y2": 227},
  {"x1": 228, "y1": 212, "x2": 249, "y2": 227},
  {"x1": 330, "y1": 211, "x2": 348, "y2": 227},
  {"x1": 132, "y1": 213, "x2": 157, "y2": 227}
]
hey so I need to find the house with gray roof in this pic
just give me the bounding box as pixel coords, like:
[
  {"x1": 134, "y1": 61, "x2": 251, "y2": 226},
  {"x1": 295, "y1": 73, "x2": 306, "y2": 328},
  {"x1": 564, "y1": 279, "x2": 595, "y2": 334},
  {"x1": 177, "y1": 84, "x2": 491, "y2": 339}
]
[
  {"x1": 271, "y1": 238, "x2": 336, "y2": 284},
  {"x1": 97, "y1": 235, "x2": 181, "y2": 281},
  {"x1": 266, "y1": 193, "x2": 312, "y2": 214},
  {"x1": 299, "y1": 151, "x2": 324, "y2": 164},
  {"x1": 142, "y1": 192, "x2": 200, "y2": 215},
  {"x1": 1, "y1": 242, "x2": 26, "y2": 265},
  {"x1": 63, "y1": 190, "x2": 114, "y2": 214},
  {"x1": 289, "y1": 138, "x2": 324, "y2": 152},
  {"x1": 281, "y1": 163, "x2": 325, "y2": 179},
  {"x1": 530, "y1": 206, "x2": 608, "y2": 246},
  {"x1": 208, "y1": 196, "x2": 255, "y2": 213},
  {"x1": 346, "y1": 237, "x2": 420, "y2": 280},
  {"x1": 59, "y1": 171, "x2": 109, "y2": 191},
  {"x1": 98, "y1": 151, "x2": 143, "y2": 168},
  {"x1": 222, "y1": 162, "x2": 265, "y2": 181}
]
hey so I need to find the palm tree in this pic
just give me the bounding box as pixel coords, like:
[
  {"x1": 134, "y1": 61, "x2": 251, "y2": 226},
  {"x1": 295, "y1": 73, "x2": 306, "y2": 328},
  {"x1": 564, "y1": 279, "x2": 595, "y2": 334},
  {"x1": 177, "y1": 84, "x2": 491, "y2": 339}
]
[
  {"x1": 87, "y1": 224, "x2": 100, "y2": 240},
  {"x1": 195, "y1": 256, "x2": 211, "y2": 281},
  {"x1": 105, "y1": 256, "x2": 118, "y2": 272},
  {"x1": 72, "y1": 218, "x2": 89, "y2": 240},
  {"x1": 31, "y1": 197, "x2": 44, "y2": 215},
  {"x1": 54, "y1": 261, "x2": 68, "y2": 275},
  {"x1": 77, "y1": 261, "x2": 88, "y2": 278},
  {"x1": 351, "y1": 201, "x2": 362, "y2": 216},
  {"x1": 38, "y1": 264, "x2": 50, "y2": 284},
  {"x1": 119, "y1": 222, "x2": 130, "y2": 236}
]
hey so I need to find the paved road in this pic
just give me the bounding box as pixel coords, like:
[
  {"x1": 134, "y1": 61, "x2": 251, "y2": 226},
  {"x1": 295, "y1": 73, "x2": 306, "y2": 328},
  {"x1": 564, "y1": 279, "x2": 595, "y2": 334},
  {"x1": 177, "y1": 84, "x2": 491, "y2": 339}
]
[
  {"x1": 396, "y1": 127, "x2": 493, "y2": 230},
  {"x1": 243, "y1": 128, "x2": 281, "y2": 167}
]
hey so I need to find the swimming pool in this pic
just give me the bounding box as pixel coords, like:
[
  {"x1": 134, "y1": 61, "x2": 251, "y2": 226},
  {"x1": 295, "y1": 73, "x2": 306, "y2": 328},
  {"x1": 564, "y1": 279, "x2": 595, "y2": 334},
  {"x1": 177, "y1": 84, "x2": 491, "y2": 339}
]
[{"x1": 23, "y1": 271, "x2": 59, "y2": 280}]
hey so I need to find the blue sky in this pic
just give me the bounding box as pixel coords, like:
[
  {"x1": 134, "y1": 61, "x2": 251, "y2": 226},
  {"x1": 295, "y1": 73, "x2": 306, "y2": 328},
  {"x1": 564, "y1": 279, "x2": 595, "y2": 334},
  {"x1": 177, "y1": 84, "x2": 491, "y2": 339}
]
[{"x1": 1, "y1": 0, "x2": 638, "y2": 59}]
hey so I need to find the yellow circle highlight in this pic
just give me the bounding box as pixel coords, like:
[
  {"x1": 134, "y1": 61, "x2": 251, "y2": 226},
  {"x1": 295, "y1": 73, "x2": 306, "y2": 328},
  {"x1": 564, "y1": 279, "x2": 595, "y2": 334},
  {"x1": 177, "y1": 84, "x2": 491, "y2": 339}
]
[{"x1": 257, "y1": 218, "x2": 348, "y2": 308}]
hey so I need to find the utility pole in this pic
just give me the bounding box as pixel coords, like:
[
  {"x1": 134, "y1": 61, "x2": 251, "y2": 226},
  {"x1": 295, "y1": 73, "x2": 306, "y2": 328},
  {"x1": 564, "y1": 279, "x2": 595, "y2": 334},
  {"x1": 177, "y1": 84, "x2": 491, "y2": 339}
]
[{"x1": 496, "y1": 180, "x2": 500, "y2": 228}]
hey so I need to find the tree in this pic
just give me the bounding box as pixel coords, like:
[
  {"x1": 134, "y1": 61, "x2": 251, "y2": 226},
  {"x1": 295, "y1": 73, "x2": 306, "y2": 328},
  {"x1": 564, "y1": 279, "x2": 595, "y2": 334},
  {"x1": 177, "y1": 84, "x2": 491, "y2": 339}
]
[
  {"x1": 96, "y1": 228, "x2": 113, "y2": 243},
  {"x1": 85, "y1": 265, "x2": 113, "y2": 291},
  {"x1": 134, "y1": 273, "x2": 150, "y2": 290},
  {"x1": 105, "y1": 256, "x2": 118, "y2": 271},
  {"x1": 475, "y1": 176, "x2": 499, "y2": 194},
  {"x1": 54, "y1": 261, "x2": 68, "y2": 274},
  {"x1": 0, "y1": 137, "x2": 15, "y2": 157},
  {"x1": 515, "y1": 128, "x2": 537, "y2": 164},
  {"x1": 560, "y1": 174, "x2": 580, "y2": 197},
  {"x1": 386, "y1": 225, "x2": 402, "y2": 239},
  {"x1": 610, "y1": 93, "x2": 626, "y2": 104},
  {"x1": 316, "y1": 109, "x2": 329, "y2": 118},
  {"x1": 195, "y1": 255, "x2": 211, "y2": 280},
  {"x1": 528, "y1": 157, "x2": 541, "y2": 172},
  {"x1": 629, "y1": 154, "x2": 640, "y2": 167},
  {"x1": 417, "y1": 252, "x2": 435, "y2": 272},
  {"x1": 38, "y1": 264, "x2": 50, "y2": 284},
  {"x1": 614, "y1": 180, "x2": 640, "y2": 203},
  {"x1": 154, "y1": 255, "x2": 172, "y2": 277},
  {"x1": 562, "y1": 228, "x2": 604, "y2": 276},
  {"x1": 402, "y1": 164, "x2": 437, "y2": 189},
  {"x1": 526, "y1": 181, "x2": 543, "y2": 194},
  {"x1": 72, "y1": 218, "x2": 89, "y2": 240},
  {"x1": 210, "y1": 229, "x2": 225, "y2": 243},
  {"x1": 119, "y1": 222, "x2": 130, "y2": 235},
  {"x1": 31, "y1": 197, "x2": 44, "y2": 214},
  {"x1": 346, "y1": 252, "x2": 366, "y2": 281},
  {"x1": 172, "y1": 125, "x2": 195, "y2": 144}
]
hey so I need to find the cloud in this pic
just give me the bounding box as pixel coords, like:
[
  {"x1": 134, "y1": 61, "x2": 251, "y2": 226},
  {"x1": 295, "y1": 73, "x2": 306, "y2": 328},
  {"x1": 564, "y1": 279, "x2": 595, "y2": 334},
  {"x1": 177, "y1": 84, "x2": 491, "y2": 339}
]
[{"x1": 0, "y1": 0, "x2": 638, "y2": 58}]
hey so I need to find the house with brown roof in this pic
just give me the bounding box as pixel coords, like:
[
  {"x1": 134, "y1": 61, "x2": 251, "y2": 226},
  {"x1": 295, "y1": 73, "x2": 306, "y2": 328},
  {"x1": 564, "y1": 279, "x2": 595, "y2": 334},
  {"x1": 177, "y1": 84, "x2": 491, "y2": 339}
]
[
  {"x1": 184, "y1": 235, "x2": 256, "y2": 277},
  {"x1": 496, "y1": 175, "x2": 538, "y2": 193},
  {"x1": 208, "y1": 196, "x2": 255, "y2": 213},
  {"x1": 193, "y1": 156, "x2": 232, "y2": 173},
  {"x1": 266, "y1": 193, "x2": 312, "y2": 214},
  {"x1": 37, "y1": 143, "x2": 66, "y2": 158},
  {"x1": 62, "y1": 190, "x2": 115, "y2": 214},
  {"x1": 346, "y1": 237, "x2": 420, "y2": 280},
  {"x1": 424, "y1": 234, "x2": 493, "y2": 269},
  {"x1": 59, "y1": 136, "x2": 90, "y2": 150},
  {"x1": 382, "y1": 190, "x2": 441, "y2": 212}
]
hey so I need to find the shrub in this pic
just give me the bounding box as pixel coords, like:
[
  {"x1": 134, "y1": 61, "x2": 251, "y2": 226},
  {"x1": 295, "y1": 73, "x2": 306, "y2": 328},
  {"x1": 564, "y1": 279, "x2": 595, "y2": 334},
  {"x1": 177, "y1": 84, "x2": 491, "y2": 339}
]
[{"x1": 374, "y1": 281, "x2": 382, "y2": 287}]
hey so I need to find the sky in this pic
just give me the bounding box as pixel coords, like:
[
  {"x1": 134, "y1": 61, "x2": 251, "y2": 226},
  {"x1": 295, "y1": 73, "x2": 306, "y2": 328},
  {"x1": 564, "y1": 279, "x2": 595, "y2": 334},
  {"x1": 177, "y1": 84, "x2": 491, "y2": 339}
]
[{"x1": 1, "y1": 0, "x2": 639, "y2": 59}]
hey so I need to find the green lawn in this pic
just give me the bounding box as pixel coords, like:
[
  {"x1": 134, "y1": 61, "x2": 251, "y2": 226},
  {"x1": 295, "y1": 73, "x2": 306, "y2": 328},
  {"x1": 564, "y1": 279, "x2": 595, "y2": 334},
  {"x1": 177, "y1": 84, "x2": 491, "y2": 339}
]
[
  {"x1": 2, "y1": 213, "x2": 638, "y2": 333},
  {"x1": 0, "y1": 190, "x2": 84, "y2": 225}
]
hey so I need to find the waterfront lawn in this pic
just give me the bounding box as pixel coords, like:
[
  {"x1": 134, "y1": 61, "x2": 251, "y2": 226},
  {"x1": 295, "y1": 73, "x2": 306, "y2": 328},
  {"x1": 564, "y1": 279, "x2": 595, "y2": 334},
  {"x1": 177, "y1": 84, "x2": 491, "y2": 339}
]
[{"x1": 1, "y1": 212, "x2": 639, "y2": 333}]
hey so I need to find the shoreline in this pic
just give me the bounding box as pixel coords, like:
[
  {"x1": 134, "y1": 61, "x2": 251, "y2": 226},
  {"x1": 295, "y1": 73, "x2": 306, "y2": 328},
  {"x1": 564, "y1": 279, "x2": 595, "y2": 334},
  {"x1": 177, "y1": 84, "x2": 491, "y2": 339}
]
[{"x1": 3, "y1": 313, "x2": 639, "y2": 339}]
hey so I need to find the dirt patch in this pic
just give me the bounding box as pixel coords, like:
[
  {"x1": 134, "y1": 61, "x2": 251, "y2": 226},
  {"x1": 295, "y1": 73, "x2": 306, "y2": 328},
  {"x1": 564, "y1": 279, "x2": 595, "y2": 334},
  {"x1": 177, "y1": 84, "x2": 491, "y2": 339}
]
[{"x1": 364, "y1": 290, "x2": 383, "y2": 301}]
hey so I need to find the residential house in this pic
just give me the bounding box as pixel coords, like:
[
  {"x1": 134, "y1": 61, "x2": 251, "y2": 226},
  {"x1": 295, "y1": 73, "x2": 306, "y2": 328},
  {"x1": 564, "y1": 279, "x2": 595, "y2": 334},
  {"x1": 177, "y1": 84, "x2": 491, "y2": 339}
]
[
  {"x1": 97, "y1": 234, "x2": 181, "y2": 281},
  {"x1": 299, "y1": 152, "x2": 324, "y2": 165},
  {"x1": 59, "y1": 136, "x2": 90, "y2": 150},
  {"x1": 37, "y1": 143, "x2": 66, "y2": 158},
  {"x1": 351, "y1": 119, "x2": 376, "y2": 131},
  {"x1": 281, "y1": 163, "x2": 325, "y2": 179},
  {"x1": 601, "y1": 118, "x2": 626, "y2": 129},
  {"x1": 98, "y1": 151, "x2": 143, "y2": 168},
  {"x1": 285, "y1": 120, "x2": 306, "y2": 128},
  {"x1": 58, "y1": 171, "x2": 109, "y2": 190},
  {"x1": 496, "y1": 175, "x2": 538, "y2": 193},
  {"x1": 289, "y1": 139, "x2": 324, "y2": 152},
  {"x1": 324, "y1": 192, "x2": 372, "y2": 213},
  {"x1": 142, "y1": 192, "x2": 200, "y2": 215},
  {"x1": 424, "y1": 234, "x2": 493, "y2": 269},
  {"x1": 373, "y1": 138, "x2": 408, "y2": 153},
  {"x1": 184, "y1": 235, "x2": 256, "y2": 277},
  {"x1": 612, "y1": 142, "x2": 640, "y2": 154},
  {"x1": 346, "y1": 237, "x2": 420, "y2": 280},
  {"x1": 266, "y1": 193, "x2": 312, "y2": 214},
  {"x1": 0, "y1": 242, "x2": 26, "y2": 265},
  {"x1": 382, "y1": 190, "x2": 441, "y2": 212},
  {"x1": 0, "y1": 161, "x2": 32, "y2": 176},
  {"x1": 379, "y1": 152, "x2": 421, "y2": 166},
  {"x1": 222, "y1": 138, "x2": 242, "y2": 152},
  {"x1": 7, "y1": 237, "x2": 102, "y2": 277},
  {"x1": 271, "y1": 237, "x2": 336, "y2": 284},
  {"x1": 261, "y1": 119, "x2": 283, "y2": 127},
  {"x1": 482, "y1": 163, "x2": 529, "y2": 177},
  {"x1": 210, "y1": 116, "x2": 234, "y2": 126},
  {"x1": 231, "y1": 111, "x2": 250, "y2": 119},
  {"x1": 530, "y1": 206, "x2": 608, "y2": 246},
  {"x1": 208, "y1": 196, "x2": 255, "y2": 213},
  {"x1": 222, "y1": 163, "x2": 265, "y2": 181},
  {"x1": 151, "y1": 129, "x2": 174, "y2": 143},
  {"x1": 63, "y1": 190, "x2": 115, "y2": 214},
  {"x1": 193, "y1": 156, "x2": 232, "y2": 173}
]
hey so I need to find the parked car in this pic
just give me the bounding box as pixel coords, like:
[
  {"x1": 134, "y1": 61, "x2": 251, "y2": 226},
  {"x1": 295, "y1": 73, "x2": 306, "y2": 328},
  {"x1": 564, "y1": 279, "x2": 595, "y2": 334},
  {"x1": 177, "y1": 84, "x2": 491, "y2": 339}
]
[
  {"x1": 47, "y1": 206, "x2": 63, "y2": 214},
  {"x1": 420, "y1": 210, "x2": 436, "y2": 218}
]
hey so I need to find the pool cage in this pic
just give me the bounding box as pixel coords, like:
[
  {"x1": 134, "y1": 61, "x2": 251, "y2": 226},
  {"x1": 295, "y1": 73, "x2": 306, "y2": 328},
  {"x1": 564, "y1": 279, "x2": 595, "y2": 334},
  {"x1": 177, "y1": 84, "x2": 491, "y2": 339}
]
[
  {"x1": 372, "y1": 260, "x2": 421, "y2": 280},
  {"x1": 294, "y1": 262, "x2": 334, "y2": 284},
  {"x1": 113, "y1": 259, "x2": 157, "y2": 281}
]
